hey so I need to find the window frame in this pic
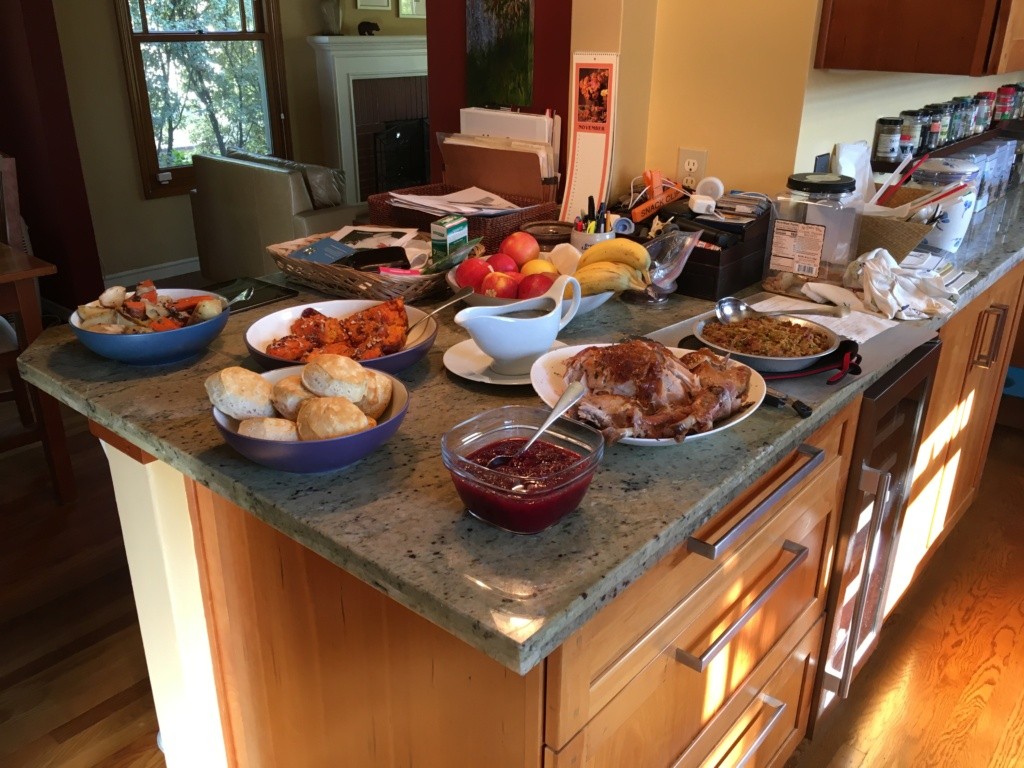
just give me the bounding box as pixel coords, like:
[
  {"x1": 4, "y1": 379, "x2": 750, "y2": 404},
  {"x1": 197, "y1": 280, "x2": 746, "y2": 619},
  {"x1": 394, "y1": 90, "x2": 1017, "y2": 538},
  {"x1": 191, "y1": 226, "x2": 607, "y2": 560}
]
[{"x1": 113, "y1": 0, "x2": 292, "y2": 199}]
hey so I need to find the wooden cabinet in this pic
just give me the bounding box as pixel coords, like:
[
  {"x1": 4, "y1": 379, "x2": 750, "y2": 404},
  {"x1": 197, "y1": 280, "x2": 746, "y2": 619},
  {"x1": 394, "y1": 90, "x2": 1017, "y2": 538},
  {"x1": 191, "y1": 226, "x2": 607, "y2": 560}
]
[
  {"x1": 182, "y1": 398, "x2": 862, "y2": 768},
  {"x1": 888, "y1": 262, "x2": 1024, "y2": 613},
  {"x1": 816, "y1": 0, "x2": 1024, "y2": 75},
  {"x1": 543, "y1": 400, "x2": 859, "y2": 767}
]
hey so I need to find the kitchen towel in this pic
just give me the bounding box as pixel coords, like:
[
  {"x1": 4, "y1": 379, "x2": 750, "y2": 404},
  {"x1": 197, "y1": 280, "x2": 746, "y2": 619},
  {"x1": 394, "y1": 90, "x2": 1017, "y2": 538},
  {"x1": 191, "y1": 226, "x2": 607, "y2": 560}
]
[{"x1": 853, "y1": 248, "x2": 956, "y2": 320}]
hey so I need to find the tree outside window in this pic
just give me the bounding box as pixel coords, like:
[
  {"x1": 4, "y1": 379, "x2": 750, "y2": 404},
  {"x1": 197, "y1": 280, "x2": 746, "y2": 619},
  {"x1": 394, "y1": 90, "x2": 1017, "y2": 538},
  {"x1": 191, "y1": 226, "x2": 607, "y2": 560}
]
[{"x1": 115, "y1": 0, "x2": 290, "y2": 198}]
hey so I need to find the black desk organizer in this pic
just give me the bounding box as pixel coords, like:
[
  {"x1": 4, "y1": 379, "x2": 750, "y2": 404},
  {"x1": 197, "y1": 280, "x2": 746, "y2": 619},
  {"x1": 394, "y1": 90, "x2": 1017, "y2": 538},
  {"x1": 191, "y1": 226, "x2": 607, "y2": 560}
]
[
  {"x1": 674, "y1": 209, "x2": 770, "y2": 301},
  {"x1": 675, "y1": 335, "x2": 863, "y2": 384}
]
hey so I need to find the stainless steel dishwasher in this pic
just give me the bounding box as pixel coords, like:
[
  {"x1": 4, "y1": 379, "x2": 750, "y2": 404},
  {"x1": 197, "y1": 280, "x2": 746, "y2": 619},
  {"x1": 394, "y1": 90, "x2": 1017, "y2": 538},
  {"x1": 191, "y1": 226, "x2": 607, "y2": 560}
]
[{"x1": 810, "y1": 339, "x2": 941, "y2": 729}]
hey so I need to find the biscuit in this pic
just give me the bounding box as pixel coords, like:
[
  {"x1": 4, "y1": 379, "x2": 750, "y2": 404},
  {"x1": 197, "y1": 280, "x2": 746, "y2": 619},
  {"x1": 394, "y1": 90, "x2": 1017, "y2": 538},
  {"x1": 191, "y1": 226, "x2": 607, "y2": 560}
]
[
  {"x1": 237, "y1": 417, "x2": 299, "y2": 442},
  {"x1": 272, "y1": 374, "x2": 317, "y2": 420},
  {"x1": 301, "y1": 354, "x2": 369, "y2": 401},
  {"x1": 296, "y1": 397, "x2": 372, "y2": 441},
  {"x1": 355, "y1": 369, "x2": 393, "y2": 421},
  {"x1": 205, "y1": 366, "x2": 275, "y2": 420}
]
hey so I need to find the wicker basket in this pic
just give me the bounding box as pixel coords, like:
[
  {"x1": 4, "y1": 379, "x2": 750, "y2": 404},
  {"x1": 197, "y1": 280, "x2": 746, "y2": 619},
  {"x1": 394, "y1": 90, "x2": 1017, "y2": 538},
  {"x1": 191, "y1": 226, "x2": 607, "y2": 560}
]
[
  {"x1": 367, "y1": 183, "x2": 560, "y2": 253},
  {"x1": 267, "y1": 233, "x2": 450, "y2": 302}
]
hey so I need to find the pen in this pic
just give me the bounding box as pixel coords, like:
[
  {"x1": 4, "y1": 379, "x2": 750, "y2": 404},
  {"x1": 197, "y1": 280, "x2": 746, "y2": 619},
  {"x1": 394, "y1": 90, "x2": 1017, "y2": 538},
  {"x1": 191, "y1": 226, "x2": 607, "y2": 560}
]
[
  {"x1": 596, "y1": 202, "x2": 606, "y2": 232},
  {"x1": 588, "y1": 196, "x2": 596, "y2": 221}
]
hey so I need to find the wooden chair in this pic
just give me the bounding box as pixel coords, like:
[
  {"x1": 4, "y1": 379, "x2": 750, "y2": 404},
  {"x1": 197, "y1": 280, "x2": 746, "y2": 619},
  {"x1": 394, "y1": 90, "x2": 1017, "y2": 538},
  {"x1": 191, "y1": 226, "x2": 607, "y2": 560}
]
[{"x1": 0, "y1": 152, "x2": 75, "y2": 502}]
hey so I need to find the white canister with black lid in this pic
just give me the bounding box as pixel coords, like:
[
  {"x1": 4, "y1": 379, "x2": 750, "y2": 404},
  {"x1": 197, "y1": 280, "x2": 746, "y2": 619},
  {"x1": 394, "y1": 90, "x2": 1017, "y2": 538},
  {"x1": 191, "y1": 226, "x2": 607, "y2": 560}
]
[
  {"x1": 909, "y1": 157, "x2": 980, "y2": 254},
  {"x1": 763, "y1": 172, "x2": 862, "y2": 296}
]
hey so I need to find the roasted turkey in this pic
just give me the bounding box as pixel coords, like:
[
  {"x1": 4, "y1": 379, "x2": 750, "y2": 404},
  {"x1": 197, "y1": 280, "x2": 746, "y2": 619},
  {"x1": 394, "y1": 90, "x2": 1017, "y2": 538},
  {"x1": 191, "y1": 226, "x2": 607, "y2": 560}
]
[{"x1": 562, "y1": 339, "x2": 751, "y2": 442}]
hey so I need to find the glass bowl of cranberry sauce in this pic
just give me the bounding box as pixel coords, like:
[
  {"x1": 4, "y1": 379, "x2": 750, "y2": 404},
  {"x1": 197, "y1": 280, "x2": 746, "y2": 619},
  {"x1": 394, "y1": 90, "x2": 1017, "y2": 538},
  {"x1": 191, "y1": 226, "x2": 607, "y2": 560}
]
[{"x1": 441, "y1": 405, "x2": 604, "y2": 534}]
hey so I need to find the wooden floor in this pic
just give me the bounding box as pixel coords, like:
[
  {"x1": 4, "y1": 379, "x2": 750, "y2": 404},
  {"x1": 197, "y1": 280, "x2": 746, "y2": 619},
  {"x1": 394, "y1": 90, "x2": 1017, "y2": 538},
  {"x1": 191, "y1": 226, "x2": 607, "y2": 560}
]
[
  {"x1": 0, "y1": 402, "x2": 164, "y2": 768},
  {"x1": 1, "y1": 401, "x2": 1023, "y2": 768},
  {"x1": 790, "y1": 422, "x2": 1024, "y2": 768}
]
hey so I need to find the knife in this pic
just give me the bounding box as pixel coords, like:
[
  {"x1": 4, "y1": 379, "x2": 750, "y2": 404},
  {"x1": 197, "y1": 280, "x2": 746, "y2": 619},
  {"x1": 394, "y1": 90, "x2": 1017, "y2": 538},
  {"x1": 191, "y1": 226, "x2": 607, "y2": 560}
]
[{"x1": 763, "y1": 386, "x2": 813, "y2": 418}]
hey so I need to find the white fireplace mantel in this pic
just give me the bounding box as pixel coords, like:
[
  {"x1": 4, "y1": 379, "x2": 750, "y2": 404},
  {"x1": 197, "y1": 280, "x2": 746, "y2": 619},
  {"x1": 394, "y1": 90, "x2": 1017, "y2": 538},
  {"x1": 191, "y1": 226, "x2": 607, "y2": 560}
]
[{"x1": 308, "y1": 35, "x2": 428, "y2": 205}]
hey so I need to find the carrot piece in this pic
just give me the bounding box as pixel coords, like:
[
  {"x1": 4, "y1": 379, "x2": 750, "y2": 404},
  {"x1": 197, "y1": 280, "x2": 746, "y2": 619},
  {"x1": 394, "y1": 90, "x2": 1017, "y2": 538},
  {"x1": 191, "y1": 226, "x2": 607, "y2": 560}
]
[
  {"x1": 171, "y1": 294, "x2": 217, "y2": 312},
  {"x1": 149, "y1": 317, "x2": 184, "y2": 332},
  {"x1": 122, "y1": 300, "x2": 148, "y2": 319},
  {"x1": 135, "y1": 279, "x2": 158, "y2": 303}
]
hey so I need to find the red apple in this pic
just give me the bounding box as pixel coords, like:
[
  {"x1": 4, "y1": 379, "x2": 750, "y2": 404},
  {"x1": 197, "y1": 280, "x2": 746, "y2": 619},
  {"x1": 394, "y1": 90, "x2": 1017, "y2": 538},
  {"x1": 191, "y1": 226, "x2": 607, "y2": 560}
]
[
  {"x1": 479, "y1": 270, "x2": 519, "y2": 299},
  {"x1": 499, "y1": 231, "x2": 541, "y2": 268},
  {"x1": 454, "y1": 257, "x2": 493, "y2": 292},
  {"x1": 486, "y1": 252, "x2": 519, "y2": 274},
  {"x1": 517, "y1": 273, "x2": 556, "y2": 299}
]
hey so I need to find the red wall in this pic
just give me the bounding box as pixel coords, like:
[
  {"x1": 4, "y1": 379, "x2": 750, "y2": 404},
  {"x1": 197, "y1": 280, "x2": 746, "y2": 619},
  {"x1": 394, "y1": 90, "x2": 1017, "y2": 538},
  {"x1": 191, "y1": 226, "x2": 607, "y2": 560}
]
[
  {"x1": 0, "y1": 0, "x2": 104, "y2": 307},
  {"x1": 426, "y1": 1, "x2": 572, "y2": 188}
]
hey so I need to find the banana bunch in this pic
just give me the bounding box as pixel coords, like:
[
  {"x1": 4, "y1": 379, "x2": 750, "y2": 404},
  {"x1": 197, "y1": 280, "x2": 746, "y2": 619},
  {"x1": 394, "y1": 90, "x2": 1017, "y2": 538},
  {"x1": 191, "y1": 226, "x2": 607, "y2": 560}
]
[
  {"x1": 573, "y1": 238, "x2": 652, "y2": 296},
  {"x1": 574, "y1": 260, "x2": 650, "y2": 296},
  {"x1": 577, "y1": 238, "x2": 651, "y2": 272}
]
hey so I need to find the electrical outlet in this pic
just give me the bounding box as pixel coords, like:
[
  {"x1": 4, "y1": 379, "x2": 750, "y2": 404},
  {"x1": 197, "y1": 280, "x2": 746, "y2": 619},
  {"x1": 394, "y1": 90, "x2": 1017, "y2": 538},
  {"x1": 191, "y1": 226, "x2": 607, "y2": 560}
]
[{"x1": 677, "y1": 147, "x2": 708, "y2": 189}]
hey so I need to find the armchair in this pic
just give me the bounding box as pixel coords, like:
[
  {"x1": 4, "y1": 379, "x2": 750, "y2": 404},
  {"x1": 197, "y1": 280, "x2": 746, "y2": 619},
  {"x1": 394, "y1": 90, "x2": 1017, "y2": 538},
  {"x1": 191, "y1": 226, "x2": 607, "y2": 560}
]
[{"x1": 190, "y1": 153, "x2": 365, "y2": 281}]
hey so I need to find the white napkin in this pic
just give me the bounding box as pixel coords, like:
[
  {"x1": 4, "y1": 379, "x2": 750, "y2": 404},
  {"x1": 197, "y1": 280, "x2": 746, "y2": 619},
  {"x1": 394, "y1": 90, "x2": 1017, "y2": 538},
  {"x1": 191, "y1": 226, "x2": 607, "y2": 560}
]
[
  {"x1": 854, "y1": 248, "x2": 956, "y2": 320},
  {"x1": 800, "y1": 282, "x2": 868, "y2": 313}
]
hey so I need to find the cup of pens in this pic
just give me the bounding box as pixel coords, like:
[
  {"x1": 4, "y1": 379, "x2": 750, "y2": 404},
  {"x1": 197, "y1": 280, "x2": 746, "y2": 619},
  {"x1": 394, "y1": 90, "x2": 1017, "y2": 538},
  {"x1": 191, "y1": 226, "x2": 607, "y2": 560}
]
[{"x1": 570, "y1": 229, "x2": 615, "y2": 252}]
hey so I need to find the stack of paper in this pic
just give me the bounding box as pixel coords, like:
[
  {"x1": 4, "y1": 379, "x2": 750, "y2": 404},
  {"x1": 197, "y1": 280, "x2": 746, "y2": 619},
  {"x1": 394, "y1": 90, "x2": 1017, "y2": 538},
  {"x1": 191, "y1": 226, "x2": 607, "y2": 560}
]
[
  {"x1": 387, "y1": 186, "x2": 533, "y2": 217},
  {"x1": 899, "y1": 251, "x2": 978, "y2": 293}
]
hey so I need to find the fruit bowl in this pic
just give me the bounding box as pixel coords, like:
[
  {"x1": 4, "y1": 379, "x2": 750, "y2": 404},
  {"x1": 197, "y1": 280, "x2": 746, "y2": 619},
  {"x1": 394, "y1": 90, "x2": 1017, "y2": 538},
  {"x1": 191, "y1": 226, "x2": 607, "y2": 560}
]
[
  {"x1": 445, "y1": 268, "x2": 613, "y2": 316},
  {"x1": 441, "y1": 405, "x2": 604, "y2": 534}
]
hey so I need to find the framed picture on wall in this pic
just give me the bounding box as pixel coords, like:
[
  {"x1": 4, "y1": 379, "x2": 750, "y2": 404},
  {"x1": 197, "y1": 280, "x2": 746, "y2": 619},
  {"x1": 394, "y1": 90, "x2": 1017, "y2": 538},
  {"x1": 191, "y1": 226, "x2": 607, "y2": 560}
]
[
  {"x1": 357, "y1": 0, "x2": 391, "y2": 9},
  {"x1": 398, "y1": 0, "x2": 426, "y2": 18}
]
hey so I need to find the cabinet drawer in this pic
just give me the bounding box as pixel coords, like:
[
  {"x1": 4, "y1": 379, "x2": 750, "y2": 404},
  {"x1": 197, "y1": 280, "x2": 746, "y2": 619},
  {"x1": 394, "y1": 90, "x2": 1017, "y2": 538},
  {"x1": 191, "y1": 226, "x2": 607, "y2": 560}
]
[
  {"x1": 675, "y1": 617, "x2": 823, "y2": 768},
  {"x1": 544, "y1": 401, "x2": 856, "y2": 750},
  {"x1": 543, "y1": 461, "x2": 840, "y2": 766}
]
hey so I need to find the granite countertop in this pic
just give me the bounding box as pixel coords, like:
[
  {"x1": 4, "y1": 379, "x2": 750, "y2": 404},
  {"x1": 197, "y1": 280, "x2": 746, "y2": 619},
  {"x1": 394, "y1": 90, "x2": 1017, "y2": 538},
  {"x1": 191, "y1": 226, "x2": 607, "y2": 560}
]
[{"x1": 18, "y1": 189, "x2": 1024, "y2": 674}]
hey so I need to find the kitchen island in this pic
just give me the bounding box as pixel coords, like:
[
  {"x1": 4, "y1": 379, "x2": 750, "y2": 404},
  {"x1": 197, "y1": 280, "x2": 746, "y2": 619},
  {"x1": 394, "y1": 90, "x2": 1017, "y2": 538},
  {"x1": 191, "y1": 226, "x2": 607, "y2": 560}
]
[{"x1": 17, "y1": 192, "x2": 1024, "y2": 767}]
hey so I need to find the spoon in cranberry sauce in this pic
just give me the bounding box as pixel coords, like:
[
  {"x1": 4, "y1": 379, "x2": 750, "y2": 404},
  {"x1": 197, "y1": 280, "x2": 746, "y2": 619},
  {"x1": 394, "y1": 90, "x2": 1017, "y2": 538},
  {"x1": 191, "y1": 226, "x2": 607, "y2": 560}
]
[{"x1": 485, "y1": 381, "x2": 586, "y2": 470}]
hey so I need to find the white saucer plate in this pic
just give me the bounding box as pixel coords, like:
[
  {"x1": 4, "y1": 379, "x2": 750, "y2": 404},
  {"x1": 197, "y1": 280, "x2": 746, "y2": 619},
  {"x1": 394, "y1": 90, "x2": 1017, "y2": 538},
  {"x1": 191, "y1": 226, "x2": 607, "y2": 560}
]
[
  {"x1": 529, "y1": 343, "x2": 767, "y2": 446},
  {"x1": 443, "y1": 339, "x2": 567, "y2": 386}
]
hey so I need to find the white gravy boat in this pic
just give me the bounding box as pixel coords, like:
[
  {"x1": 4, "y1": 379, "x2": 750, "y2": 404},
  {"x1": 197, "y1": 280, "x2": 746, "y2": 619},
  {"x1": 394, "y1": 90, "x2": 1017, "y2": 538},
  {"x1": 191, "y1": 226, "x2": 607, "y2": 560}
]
[{"x1": 454, "y1": 275, "x2": 582, "y2": 375}]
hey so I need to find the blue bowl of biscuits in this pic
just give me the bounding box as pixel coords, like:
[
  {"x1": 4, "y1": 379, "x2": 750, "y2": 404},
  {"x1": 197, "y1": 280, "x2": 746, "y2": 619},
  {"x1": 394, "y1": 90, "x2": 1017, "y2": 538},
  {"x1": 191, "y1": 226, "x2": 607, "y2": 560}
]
[{"x1": 207, "y1": 354, "x2": 408, "y2": 473}]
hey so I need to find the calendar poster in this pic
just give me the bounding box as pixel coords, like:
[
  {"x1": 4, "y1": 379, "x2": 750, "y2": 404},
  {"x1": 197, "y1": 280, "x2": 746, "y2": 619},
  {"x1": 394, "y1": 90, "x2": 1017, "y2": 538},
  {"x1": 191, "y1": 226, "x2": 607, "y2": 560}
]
[{"x1": 560, "y1": 52, "x2": 618, "y2": 222}]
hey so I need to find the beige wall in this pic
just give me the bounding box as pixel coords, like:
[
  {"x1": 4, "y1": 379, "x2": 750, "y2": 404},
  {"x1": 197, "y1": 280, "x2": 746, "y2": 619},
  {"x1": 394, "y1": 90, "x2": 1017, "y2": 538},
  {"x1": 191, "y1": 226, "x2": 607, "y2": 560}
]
[
  {"x1": 641, "y1": 2, "x2": 818, "y2": 196},
  {"x1": 570, "y1": 0, "x2": 658, "y2": 196},
  {"x1": 53, "y1": 0, "x2": 423, "y2": 279}
]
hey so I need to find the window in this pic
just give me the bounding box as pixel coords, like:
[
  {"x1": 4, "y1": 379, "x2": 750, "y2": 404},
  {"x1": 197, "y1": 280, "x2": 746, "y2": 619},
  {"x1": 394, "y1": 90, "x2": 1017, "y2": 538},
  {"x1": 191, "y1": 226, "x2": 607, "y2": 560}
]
[{"x1": 114, "y1": 0, "x2": 290, "y2": 198}]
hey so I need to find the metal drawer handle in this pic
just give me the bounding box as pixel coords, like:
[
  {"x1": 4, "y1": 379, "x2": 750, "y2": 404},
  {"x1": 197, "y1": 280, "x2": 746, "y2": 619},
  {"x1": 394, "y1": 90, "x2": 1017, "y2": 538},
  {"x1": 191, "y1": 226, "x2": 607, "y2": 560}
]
[
  {"x1": 667, "y1": 692, "x2": 786, "y2": 768},
  {"x1": 675, "y1": 541, "x2": 809, "y2": 672},
  {"x1": 972, "y1": 303, "x2": 1009, "y2": 369},
  {"x1": 688, "y1": 445, "x2": 824, "y2": 560},
  {"x1": 716, "y1": 694, "x2": 787, "y2": 768}
]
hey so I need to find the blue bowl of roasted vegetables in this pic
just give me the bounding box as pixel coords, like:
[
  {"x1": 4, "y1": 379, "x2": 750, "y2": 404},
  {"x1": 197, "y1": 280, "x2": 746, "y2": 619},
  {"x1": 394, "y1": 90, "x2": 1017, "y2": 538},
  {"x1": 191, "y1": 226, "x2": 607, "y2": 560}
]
[{"x1": 70, "y1": 282, "x2": 229, "y2": 365}]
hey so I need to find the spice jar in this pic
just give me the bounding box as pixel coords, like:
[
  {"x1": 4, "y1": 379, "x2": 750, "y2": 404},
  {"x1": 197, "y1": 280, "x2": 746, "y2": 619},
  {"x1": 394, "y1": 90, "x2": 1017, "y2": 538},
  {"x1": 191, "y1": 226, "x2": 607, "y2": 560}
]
[
  {"x1": 872, "y1": 117, "x2": 903, "y2": 162},
  {"x1": 763, "y1": 173, "x2": 862, "y2": 296},
  {"x1": 921, "y1": 107, "x2": 942, "y2": 151},
  {"x1": 995, "y1": 86, "x2": 1017, "y2": 122},
  {"x1": 976, "y1": 91, "x2": 996, "y2": 130},
  {"x1": 899, "y1": 109, "x2": 928, "y2": 157},
  {"x1": 952, "y1": 96, "x2": 977, "y2": 140},
  {"x1": 925, "y1": 103, "x2": 952, "y2": 145}
]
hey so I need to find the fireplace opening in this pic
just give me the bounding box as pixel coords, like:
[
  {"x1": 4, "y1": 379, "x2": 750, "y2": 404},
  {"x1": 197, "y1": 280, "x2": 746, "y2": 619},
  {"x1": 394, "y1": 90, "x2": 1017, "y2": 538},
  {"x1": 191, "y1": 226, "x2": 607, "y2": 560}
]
[
  {"x1": 353, "y1": 76, "x2": 429, "y2": 198},
  {"x1": 375, "y1": 118, "x2": 429, "y2": 192}
]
